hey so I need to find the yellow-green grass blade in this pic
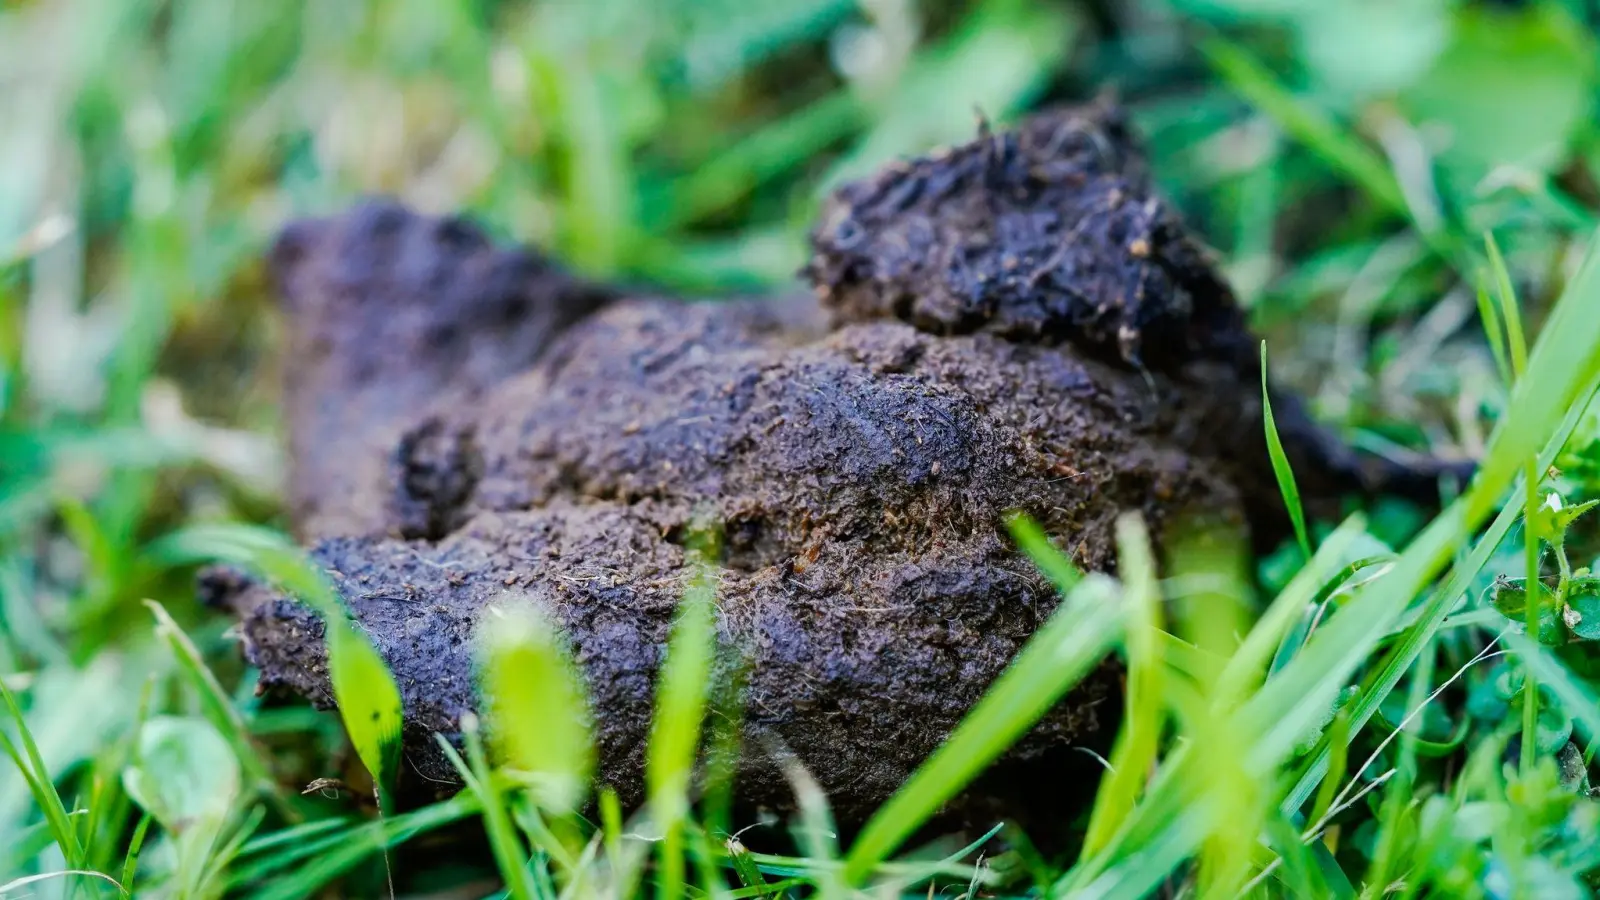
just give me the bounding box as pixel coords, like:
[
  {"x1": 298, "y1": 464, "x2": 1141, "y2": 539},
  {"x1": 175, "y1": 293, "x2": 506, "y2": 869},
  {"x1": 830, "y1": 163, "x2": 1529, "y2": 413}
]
[
  {"x1": 476, "y1": 597, "x2": 594, "y2": 816},
  {"x1": 1082, "y1": 515, "x2": 1164, "y2": 857},
  {"x1": 646, "y1": 535, "x2": 720, "y2": 900}
]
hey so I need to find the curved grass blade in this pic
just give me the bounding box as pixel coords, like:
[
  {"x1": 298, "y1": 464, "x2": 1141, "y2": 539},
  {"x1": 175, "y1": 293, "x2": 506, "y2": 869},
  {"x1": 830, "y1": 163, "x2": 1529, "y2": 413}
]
[
  {"x1": 646, "y1": 527, "x2": 720, "y2": 900},
  {"x1": 0, "y1": 869, "x2": 127, "y2": 896},
  {"x1": 0, "y1": 676, "x2": 84, "y2": 866},
  {"x1": 1261, "y1": 342, "x2": 1312, "y2": 563}
]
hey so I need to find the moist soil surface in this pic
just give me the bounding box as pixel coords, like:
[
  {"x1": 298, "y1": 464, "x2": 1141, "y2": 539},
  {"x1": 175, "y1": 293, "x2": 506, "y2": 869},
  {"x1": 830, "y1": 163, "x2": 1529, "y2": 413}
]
[{"x1": 212, "y1": 97, "x2": 1464, "y2": 835}]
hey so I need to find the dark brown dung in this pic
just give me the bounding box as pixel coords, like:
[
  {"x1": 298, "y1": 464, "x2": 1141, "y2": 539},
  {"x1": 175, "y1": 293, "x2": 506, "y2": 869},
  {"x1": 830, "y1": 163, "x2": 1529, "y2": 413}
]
[{"x1": 212, "y1": 98, "x2": 1464, "y2": 832}]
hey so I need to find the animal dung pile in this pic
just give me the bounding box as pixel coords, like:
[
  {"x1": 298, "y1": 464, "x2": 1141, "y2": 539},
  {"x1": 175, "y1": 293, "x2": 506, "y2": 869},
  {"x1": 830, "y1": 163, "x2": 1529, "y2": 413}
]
[{"x1": 210, "y1": 98, "x2": 1462, "y2": 832}]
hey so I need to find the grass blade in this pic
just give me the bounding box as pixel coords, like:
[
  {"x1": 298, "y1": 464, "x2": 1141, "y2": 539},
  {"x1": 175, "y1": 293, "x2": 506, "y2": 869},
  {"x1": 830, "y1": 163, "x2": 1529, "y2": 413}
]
[
  {"x1": 1483, "y1": 231, "x2": 1529, "y2": 378},
  {"x1": 1067, "y1": 225, "x2": 1600, "y2": 895},
  {"x1": 241, "y1": 793, "x2": 479, "y2": 900},
  {"x1": 0, "y1": 869, "x2": 127, "y2": 896},
  {"x1": 1261, "y1": 342, "x2": 1312, "y2": 562},
  {"x1": 118, "y1": 812, "x2": 151, "y2": 892},
  {"x1": 1082, "y1": 515, "x2": 1163, "y2": 856},
  {"x1": 1475, "y1": 285, "x2": 1514, "y2": 389},
  {"x1": 1005, "y1": 513, "x2": 1083, "y2": 594},
  {"x1": 646, "y1": 529, "x2": 720, "y2": 900},
  {"x1": 0, "y1": 676, "x2": 84, "y2": 866},
  {"x1": 443, "y1": 727, "x2": 537, "y2": 900},
  {"x1": 476, "y1": 596, "x2": 594, "y2": 815},
  {"x1": 1283, "y1": 229, "x2": 1600, "y2": 814}
]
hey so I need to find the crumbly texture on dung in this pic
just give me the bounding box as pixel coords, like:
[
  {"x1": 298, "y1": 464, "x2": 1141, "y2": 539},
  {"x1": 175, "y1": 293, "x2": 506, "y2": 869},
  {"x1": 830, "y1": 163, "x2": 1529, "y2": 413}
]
[
  {"x1": 268, "y1": 199, "x2": 615, "y2": 541},
  {"x1": 803, "y1": 97, "x2": 1250, "y2": 369},
  {"x1": 217, "y1": 101, "x2": 1468, "y2": 834},
  {"x1": 222, "y1": 295, "x2": 1250, "y2": 826}
]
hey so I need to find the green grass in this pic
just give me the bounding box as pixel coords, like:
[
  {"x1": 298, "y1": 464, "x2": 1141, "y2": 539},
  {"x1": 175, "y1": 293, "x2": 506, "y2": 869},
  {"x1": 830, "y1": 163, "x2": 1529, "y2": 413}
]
[{"x1": 5, "y1": 0, "x2": 1600, "y2": 897}]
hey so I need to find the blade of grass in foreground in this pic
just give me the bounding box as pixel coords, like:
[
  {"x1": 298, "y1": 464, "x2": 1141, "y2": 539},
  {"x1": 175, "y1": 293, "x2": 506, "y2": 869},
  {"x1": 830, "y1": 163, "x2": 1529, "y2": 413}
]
[
  {"x1": 1281, "y1": 393, "x2": 1591, "y2": 819},
  {"x1": 1261, "y1": 342, "x2": 1312, "y2": 563},
  {"x1": 843, "y1": 519, "x2": 1122, "y2": 884},
  {"x1": 476, "y1": 597, "x2": 594, "y2": 816},
  {"x1": 1082, "y1": 515, "x2": 1163, "y2": 857},
  {"x1": 0, "y1": 676, "x2": 85, "y2": 868},
  {"x1": 1006, "y1": 513, "x2": 1083, "y2": 594},
  {"x1": 646, "y1": 532, "x2": 720, "y2": 900},
  {"x1": 1055, "y1": 514, "x2": 1363, "y2": 897},
  {"x1": 1483, "y1": 231, "x2": 1543, "y2": 774},
  {"x1": 447, "y1": 723, "x2": 537, "y2": 900}
]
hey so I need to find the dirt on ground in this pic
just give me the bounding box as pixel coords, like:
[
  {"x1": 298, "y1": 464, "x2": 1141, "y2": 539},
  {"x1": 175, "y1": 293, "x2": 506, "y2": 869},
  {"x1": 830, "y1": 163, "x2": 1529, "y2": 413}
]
[{"x1": 209, "y1": 97, "x2": 1466, "y2": 836}]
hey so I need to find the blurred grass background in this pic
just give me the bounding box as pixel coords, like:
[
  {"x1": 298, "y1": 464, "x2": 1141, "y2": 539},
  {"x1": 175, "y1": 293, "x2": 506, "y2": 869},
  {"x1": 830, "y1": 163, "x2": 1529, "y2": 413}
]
[{"x1": 3, "y1": 0, "x2": 1600, "y2": 896}]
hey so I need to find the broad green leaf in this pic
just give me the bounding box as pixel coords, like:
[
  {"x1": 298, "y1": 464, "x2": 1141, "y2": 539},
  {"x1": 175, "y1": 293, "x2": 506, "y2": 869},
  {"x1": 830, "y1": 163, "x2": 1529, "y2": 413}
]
[
  {"x1": 1563, "y1": 579, "x2": 1600, "y2": 640},
  {"x1": 1294, "y1": 0, "x2": 1450, "y2": 100},
  {"x1": 121, "y1": 716, "x2": 240, "y2": 832},
  {"x1": 1402, "y1": 4, "x2": 1596, "y2": 198},
  {"x1": 148, "y1": 524, "x2": 404, "y2": 802}
]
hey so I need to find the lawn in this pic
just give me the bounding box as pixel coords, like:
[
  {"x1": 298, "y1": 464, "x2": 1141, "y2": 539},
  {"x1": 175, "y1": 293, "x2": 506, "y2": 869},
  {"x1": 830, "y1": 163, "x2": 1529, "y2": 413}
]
[{"x1": 4, "y1": 0, "x2": 1600, "y2": 897}]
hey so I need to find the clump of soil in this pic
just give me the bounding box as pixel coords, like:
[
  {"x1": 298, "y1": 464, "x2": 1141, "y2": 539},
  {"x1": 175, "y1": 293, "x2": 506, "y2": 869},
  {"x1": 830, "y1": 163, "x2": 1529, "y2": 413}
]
[{"x1": 212, "y1": 98, "x2": 1464, "y2": 833}]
